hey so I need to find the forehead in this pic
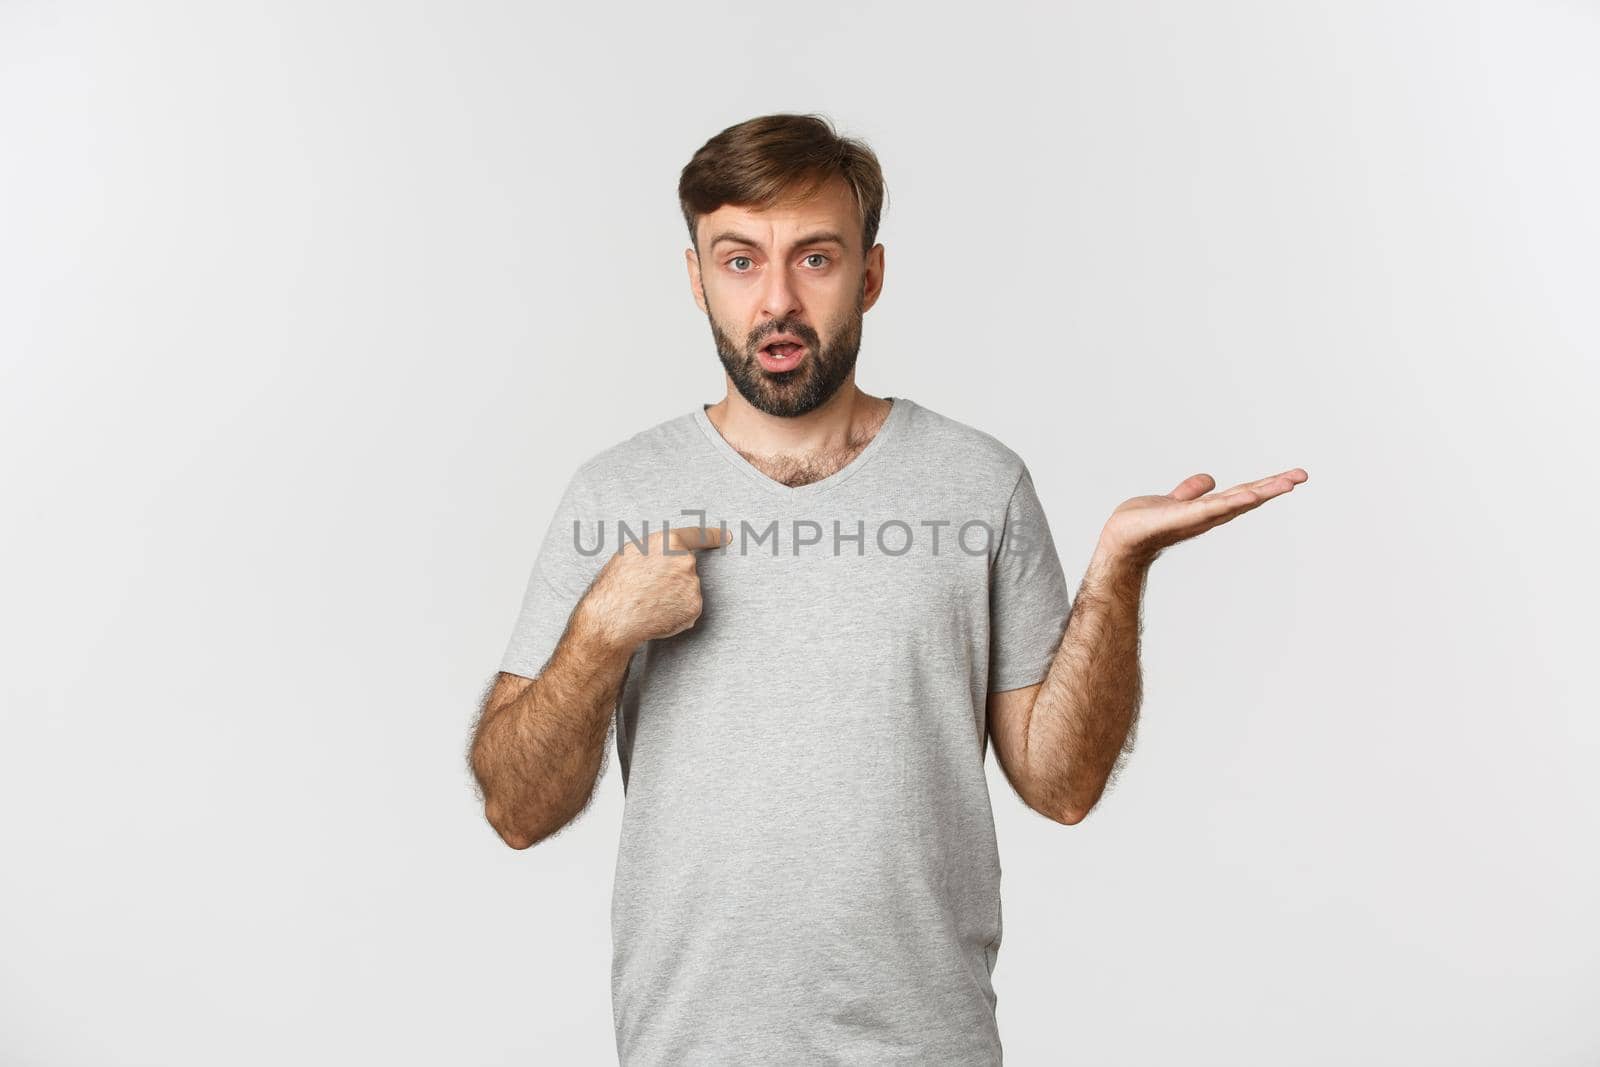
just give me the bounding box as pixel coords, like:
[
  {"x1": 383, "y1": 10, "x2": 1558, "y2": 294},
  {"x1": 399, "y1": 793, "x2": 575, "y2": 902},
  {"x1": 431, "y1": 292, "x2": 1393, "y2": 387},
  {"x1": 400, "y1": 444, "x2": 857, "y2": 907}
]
[{"x1": 697, "y1": 177, "x2": 859, "y2": 251}]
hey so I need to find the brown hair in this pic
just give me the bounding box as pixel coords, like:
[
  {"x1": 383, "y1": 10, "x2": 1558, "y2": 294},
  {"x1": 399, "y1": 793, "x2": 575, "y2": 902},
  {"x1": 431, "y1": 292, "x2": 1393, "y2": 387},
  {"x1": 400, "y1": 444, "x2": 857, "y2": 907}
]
[{"x1": 678, "y1": 113, "x2": 889, "y2": 259}]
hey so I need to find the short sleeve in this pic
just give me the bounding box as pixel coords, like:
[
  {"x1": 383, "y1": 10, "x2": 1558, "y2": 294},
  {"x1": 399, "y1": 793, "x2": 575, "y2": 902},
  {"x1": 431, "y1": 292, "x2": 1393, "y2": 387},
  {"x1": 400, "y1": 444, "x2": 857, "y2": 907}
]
[
  {"x1": 988, "y1": 463, "x2": 1073, "y2": 692},
  {"x1": 498, "y1": 464, "x2": 613, "y2": 680}
]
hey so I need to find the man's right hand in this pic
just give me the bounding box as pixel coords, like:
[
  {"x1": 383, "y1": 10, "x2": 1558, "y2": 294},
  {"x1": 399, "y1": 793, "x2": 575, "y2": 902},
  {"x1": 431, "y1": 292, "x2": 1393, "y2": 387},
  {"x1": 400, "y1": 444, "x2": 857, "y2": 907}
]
[
  {"x1": 473, "y1": 522, "x2": 732, "y2": 850},
  {"x1": 579, "y1": 522, "x2": 733, "y2": 652}
]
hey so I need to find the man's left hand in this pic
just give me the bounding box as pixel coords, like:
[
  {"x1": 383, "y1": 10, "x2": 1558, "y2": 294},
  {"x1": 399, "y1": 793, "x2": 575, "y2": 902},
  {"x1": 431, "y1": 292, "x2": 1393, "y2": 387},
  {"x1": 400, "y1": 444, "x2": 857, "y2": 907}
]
[{"x1": 1094, "y1": 468, "x2": 1309, "y2": 570}]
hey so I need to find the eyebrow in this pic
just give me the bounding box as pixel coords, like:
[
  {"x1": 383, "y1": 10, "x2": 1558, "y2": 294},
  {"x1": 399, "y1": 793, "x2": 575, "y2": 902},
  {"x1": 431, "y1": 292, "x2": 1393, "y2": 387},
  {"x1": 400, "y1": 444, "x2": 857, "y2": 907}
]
[{"x1": 708, "y1": 230, "x2": 848, "y2": 254}]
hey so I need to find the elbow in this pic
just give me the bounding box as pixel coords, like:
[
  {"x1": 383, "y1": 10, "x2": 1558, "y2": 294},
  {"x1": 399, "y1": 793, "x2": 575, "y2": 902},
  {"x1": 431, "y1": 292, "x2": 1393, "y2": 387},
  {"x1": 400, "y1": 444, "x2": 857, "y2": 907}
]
[
  {"x1": 498, "y1": 826, "x2": 537, "y2": 851},
  {"x1": 1039, "y1": 776, "x2": 1105, "y2": 826},
  {"x1": 1030, "y1": 796, "x2": 1086, "y2": 825},
  {"x1": 1035, "y1": 787, "x2": 1093, "y2": 826},
  {"x1": 484, "y1": 800, "x2": 540, "y2": 851},
  {"x1": 1052, "y1": 804, "x2": 1088, "y2": 826}
]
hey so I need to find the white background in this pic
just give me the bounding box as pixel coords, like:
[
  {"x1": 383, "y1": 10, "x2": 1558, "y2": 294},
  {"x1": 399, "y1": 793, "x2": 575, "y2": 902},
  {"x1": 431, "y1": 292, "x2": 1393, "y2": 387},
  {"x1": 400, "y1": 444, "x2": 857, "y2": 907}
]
[{"x1": 3, "y1": 2, "x2": 1596, "y2": 1064}]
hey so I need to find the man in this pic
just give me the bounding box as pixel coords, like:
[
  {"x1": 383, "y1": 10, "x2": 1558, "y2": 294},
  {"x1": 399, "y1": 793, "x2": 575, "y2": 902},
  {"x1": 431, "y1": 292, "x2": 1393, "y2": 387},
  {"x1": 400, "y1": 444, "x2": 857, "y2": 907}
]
[{"x1": 468, "y1": 113, "x2": 1306, "y2": 1065}]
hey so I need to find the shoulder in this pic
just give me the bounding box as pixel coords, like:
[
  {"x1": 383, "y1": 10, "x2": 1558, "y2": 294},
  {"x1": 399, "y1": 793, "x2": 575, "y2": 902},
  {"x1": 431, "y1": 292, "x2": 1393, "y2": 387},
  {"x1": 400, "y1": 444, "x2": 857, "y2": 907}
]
[
  {"x1": 897, "y1": 397, "x2": 1031, "y2": 488},
  {"x1": 567, "y1": 408, "x2": 703, "y2": 496}
]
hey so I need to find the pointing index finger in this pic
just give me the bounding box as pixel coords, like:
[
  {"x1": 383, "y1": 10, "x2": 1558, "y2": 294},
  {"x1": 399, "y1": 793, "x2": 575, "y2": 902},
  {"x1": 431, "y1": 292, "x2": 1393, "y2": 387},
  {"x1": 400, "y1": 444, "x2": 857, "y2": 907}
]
[{"x1": 668, "y1": 523, "x2": 733, "y2": 551}]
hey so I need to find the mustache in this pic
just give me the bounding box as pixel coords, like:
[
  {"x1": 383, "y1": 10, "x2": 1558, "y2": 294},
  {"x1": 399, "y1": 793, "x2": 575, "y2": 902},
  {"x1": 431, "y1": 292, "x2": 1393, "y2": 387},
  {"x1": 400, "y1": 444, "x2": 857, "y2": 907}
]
[{"x1": 750, "y1": 326, "x2": 821, "y2": 349}]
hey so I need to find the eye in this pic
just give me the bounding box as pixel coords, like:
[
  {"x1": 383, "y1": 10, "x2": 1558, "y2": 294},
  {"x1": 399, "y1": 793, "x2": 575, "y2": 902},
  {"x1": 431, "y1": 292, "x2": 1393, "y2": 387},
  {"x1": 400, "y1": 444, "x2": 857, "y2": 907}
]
[
  {"x1": 728, "y1": 256, "x2": 753, "y2": 272},
  {"x1": 804, "y1": 253, "x2": 829, "y2": 268}
]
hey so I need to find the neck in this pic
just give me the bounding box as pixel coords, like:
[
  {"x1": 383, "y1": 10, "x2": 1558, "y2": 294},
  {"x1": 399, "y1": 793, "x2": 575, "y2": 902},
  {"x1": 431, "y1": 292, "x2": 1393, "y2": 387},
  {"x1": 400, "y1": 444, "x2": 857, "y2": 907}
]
[{"x1": 705, "y1": 378, "x2": 890, "y2": 458}]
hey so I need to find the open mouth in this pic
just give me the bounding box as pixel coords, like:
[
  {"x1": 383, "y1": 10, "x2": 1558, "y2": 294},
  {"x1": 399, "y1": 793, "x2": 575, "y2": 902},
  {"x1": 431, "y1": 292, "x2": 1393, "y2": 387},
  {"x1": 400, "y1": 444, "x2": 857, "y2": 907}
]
[{"x1": 757, "y1": 339, "x2": 808, "y2": 373}]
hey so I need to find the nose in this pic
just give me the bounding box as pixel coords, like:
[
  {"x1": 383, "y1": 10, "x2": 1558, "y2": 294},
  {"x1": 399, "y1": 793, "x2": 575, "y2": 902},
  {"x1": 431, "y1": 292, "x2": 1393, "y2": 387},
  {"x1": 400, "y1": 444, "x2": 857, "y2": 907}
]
[{"x1": 759, "y1": 260, "x2": 802, "y2": 323}]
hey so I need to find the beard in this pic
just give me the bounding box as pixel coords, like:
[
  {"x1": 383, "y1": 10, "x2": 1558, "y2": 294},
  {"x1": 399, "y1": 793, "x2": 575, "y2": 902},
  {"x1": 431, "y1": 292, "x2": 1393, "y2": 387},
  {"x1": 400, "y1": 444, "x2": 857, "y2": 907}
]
[{"x1": 706, "y1": 282, "x2": 865, "y2": 418}]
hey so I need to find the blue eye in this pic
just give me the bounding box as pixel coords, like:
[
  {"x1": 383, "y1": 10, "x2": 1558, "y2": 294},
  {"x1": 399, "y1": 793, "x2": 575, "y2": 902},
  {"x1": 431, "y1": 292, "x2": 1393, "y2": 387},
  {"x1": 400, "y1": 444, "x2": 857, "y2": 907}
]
[{"x1": 727, "y1": 253, "x2": 830, "y2": 272}]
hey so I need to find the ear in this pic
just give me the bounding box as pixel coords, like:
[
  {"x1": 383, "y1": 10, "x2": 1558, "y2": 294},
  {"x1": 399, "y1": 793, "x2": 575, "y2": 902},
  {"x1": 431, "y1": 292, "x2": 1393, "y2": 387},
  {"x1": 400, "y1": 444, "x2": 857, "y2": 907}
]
[
  {"x1": 686, "y1": 245, "x2": 708, "y2": 314},
  {"x1": 861, "y1": 242, "x2": 886, "y2": 313}
]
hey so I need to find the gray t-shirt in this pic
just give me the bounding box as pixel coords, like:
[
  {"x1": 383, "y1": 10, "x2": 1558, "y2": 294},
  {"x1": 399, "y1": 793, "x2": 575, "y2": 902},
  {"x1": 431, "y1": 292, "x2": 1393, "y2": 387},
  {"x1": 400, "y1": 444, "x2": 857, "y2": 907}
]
[{"x1": 499, "y1": 395, "x2": 1073, "y2": 1065}]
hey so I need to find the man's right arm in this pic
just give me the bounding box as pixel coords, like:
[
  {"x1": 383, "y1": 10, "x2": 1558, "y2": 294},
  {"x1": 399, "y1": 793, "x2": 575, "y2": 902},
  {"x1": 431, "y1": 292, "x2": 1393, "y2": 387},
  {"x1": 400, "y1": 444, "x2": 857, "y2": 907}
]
[
  {"x1": 469, "y1": 522, "x2": 729, "y2": 849},
  {"x1": 469, "y1": 591, "x2": 635, "y2": 850}
]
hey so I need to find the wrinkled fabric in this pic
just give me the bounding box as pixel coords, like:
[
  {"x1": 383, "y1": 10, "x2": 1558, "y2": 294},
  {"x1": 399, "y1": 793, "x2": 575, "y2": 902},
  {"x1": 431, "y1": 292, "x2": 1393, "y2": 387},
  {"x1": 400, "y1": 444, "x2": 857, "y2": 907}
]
[{"x1": 500, "y1": 396, "x2": 1073, "y2": 1065}]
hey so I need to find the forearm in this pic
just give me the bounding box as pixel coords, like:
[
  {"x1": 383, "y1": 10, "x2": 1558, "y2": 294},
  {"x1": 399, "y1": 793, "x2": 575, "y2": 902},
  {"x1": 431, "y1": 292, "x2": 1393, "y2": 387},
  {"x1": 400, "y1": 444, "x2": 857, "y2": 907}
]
[
  {"x1": 471, "y1": 599, "x2": 635, "y2": 849},
  {"x1": 1026, "y1": 547, "x2": 1149, "y2": 823}
]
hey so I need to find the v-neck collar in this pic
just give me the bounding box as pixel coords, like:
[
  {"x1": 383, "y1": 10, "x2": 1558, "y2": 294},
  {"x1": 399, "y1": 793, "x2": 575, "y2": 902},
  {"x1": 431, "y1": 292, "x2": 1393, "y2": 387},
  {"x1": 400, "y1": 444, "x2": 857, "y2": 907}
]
[{"x1": 692, "y1": 396, "x2": 912, "y2": 500}]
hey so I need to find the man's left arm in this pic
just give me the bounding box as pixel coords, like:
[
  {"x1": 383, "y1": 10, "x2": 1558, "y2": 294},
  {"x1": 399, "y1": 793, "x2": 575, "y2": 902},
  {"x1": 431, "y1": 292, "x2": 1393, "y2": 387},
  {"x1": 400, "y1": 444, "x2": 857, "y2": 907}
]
[{"x1": 988, "y1": 467, "x2": 1308, "y2": 825}]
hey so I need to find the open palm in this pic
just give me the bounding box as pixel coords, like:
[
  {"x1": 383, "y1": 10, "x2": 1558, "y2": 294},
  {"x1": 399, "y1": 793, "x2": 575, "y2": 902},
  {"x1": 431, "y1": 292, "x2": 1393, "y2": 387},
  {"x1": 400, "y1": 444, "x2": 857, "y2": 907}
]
[{"x1": 1099, "y1": 468, "x2": 1309, "y2": 566}]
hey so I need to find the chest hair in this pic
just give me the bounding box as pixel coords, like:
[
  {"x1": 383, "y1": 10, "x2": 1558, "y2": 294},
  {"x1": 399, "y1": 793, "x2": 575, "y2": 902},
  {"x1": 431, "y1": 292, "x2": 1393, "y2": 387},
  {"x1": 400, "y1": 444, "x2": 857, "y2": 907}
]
[{"x1": 731, "y1": 410, "x2": 889, "y2": 488}]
